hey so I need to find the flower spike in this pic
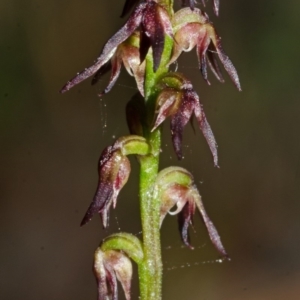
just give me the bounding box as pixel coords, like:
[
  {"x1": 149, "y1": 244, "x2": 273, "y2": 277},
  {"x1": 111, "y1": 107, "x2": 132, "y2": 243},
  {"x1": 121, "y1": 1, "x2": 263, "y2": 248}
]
[{"x1": 152, "y1": 72, "x2": 218, "y2": 166}]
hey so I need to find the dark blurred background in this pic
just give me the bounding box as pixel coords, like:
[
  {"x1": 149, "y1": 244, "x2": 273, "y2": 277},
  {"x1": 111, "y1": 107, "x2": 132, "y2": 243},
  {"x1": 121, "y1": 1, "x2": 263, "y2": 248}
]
[{"x1": 1, "y1": 1, "x2": 300, "y2": 299}]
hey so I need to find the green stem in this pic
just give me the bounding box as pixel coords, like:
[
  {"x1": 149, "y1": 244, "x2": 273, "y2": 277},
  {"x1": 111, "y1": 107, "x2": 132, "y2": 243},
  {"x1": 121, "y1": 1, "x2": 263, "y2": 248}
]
[{"x1": 138, "y1": 36, "x2": 173, "y2": 300}]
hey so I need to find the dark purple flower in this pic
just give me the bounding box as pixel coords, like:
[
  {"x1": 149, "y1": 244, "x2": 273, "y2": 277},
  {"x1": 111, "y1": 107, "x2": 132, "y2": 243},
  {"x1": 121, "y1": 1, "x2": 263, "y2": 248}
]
[
  {"x1": 81, "y1": 145, "x2": 131, "y2": 228},
  {"x1": 81, "y1": 135, "x2": 149, "y2": 228},
  {"x1": 60, "y1": 1, "x2": 173, "y2": 94}
]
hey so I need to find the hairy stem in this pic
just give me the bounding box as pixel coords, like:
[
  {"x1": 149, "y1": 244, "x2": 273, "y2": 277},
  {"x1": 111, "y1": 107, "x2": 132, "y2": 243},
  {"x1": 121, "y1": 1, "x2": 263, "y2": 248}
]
[{"x1": 138, "y1": 36, "x2": 173, "y2": 300}]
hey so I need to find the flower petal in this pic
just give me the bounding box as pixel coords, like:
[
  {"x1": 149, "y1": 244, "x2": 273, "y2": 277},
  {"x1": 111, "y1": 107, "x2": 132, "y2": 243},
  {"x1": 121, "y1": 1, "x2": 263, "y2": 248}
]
[
  {"x1": 104, "y1": 264, "x2": 118, "y2": 300},
  {"x1": 178, "y1": 200, "x2": 195, "y2": 249},
  {"x1": 160, "y1": 183, "x2": 187, "y2": 225},
  {"x1": 170, "y1": 88, "x2": 196, "y2": 160},
  {"x1": 94, "y1": 249, "x2": 133, "y2": 300},
  {"x1": 112, "y1": 253, "x2": 132, "y2": 300},
  {"x1": 121, "y1": 44, "x2": 146, "y2": 96},
  {"x1": 206, "y1": 45, "x2": 225, "y2": 83},
  {"x1": 99, "y1": 53, "x2": 122, "y2": 96},
  {"x1": 94, "y1": 249, "x2": 109, "y2": 300},
  {"x1": 196, "y1": 32, "x2": 211, "y2": 84},
  {"x1": 169, "y1": 23, "x2": 203, "y2": 66},
  {"x1": 152, "y1": 88, "x2": 182, "y2": 131}
]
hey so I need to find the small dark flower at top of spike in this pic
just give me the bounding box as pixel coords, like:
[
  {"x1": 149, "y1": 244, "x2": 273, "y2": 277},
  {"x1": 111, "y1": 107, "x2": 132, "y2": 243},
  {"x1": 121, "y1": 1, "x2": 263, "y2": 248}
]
[
  {"x1": 170, "y1": 8, "x2": 241, "y2": 91},
  {"x1": 60, "y1": 1, "x2": 173, "y2": 94},
  {"x1": 152, "y1": 72, "x2": 218, "y2": 167}
]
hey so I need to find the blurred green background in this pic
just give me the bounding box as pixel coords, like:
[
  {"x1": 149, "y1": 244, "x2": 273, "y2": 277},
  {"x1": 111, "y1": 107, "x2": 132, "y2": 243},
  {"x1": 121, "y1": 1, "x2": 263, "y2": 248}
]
[{"x1": 1, "y1": 1, "x2": 300, "y2": 299}]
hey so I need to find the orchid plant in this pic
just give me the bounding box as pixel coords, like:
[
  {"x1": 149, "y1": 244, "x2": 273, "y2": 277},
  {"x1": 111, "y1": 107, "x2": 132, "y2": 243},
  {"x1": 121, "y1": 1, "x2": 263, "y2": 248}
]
[{"x1": 61, "y1": 0, "x2": 241, "y2": 299}]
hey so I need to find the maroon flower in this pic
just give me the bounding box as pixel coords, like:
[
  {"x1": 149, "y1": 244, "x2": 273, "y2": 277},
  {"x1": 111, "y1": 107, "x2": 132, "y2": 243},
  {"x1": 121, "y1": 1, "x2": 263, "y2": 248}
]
[
  {"x1": 152, "y1": 72, "x2": 218, "y2": 166},
  {"x1": 81, "y1": 145, "x2": 131, "y2": 228},
  {"x1": 60, "y1": 0, "x2": 173, "y2": 94},
  {"x1": 81, "y1": 135, "x2": 149, "y2": 228},
  {"x1": 94, "y1": 249, "x2": 132, "y2": 300},
  {"x1": 170, "y1": 7, "x2": 241, "y2": 90},
  {"x1": 158, "y1": 167, "x2": 228, "y2": 257},
  {"x1": 92, "y1": 32, "x2": 146, "y2": 96}
]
